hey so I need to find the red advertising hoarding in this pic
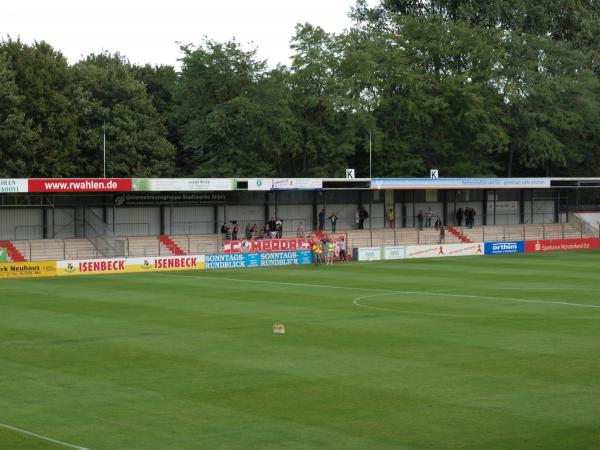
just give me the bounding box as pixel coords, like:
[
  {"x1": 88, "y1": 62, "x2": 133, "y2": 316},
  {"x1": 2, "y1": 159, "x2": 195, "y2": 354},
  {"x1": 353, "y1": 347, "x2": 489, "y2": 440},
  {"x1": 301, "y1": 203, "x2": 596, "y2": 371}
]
[
  {"x1": 28, "y1": 178, "x2": 133, "y2": 193},
  {"x1": 224, "y1": 238, "x2": 312, "y2": 254},
  {"x1": 524, "y1": 238, "x2": 600, "y2": 253}
]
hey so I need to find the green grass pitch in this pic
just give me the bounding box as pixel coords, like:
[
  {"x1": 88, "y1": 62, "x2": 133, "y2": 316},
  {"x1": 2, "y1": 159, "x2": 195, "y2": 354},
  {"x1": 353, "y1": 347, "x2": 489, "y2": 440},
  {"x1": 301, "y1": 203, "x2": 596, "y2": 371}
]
[{"x1": 1, "y1": 252, "x2": 599, "y2": 449}]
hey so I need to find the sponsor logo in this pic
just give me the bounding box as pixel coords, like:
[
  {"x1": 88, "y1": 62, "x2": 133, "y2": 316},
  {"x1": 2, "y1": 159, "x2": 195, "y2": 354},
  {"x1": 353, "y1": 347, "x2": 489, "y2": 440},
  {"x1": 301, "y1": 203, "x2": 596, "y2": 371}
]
[
  {"x1": 524, "y1": 238, "x2": 600, "y2": 253},
  {"x1": 29, "y1": 178, "x2": 132, "y2": 193},
  {"x1": 485, "y1": 241, "x2": 524, "y2": 255}
]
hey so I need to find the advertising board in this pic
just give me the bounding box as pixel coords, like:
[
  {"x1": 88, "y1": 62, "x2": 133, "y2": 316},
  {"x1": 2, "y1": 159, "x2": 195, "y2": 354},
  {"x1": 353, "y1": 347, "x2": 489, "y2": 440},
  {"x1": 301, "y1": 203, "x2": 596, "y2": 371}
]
[
  {"x1": 383, "y1": 246, "x2": 405, "y2": 260},
  {"x1": 357, "y1": 247, "x2": 382, "y2": 261},
  {"x1": 484, "y1": 241, "x2": 525, "y2": 255},
  {"x1": 524, "y1": 238, "x2": 600, "y2": 253},
  {"x1": 56, "y1": 255, "x2": 205, "y2": 276},
  {"x1": 0, "y1": 179, "x2": 28, "y2": 193},
  {"x1": 29, "y1": 178, "x2": 133, "y2": 193},
  {"x1": 371, "y1": 178, "x2": 551, "y2": 190},
  {"x1": 205, "y1": 251, "x2": 312, "y2": 269},
  {"x1": 405, "y1": 243, "x2": 484, "y2": 259},
  {"x1": 224, "y1": 238, "x2": 312, "y2": 254},
  {"x1": 132, "y1": 178, "x2": 236, "y2": 192},
  {"x1": 271, "y1": 178, "x2": 322, "y2": 190},
  {"x1": 0, "y1": 261, "x2": 57, "y2": 279}
]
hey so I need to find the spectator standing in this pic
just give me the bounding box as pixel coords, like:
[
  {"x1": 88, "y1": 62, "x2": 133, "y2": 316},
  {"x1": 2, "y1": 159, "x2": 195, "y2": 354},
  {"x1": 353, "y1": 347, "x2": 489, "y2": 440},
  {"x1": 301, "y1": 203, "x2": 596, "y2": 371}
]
[
  {"x1": 425, "y1": 207, "x2": 433, "y2": 227},
  {"x1": 434, "y1": 217, "x2": 442, "y2": 230},
  {"x1": 318, "y1": 209, "x2": 326, "y2": 231},
  {"x1": 297, "y1": 222, "x2": 305, "y2": 237},
  {"x1": 276, "y1": 217, "x2": 283, "y2": 238},
  {"x1": 355, "y1": 207, "x2": 360, "y2": 229},
  {"x1": 456, "y1": 208, "x2": 464, "y2": 227},
  {"x1": 386, "y1": 208, "x2": 395, "y2": 228},
  {"x1": 359, "y1": 207, "x2": 368, "y2": 230},
  {"x1": 439, "y1": 225, "x2": 445, "y2": 244},
  {"x1": 470, "y1": 209, "x2": 476, "y2": 228},
  {"x1": 329, "y1": 212, "x2": 338, "y2": 232},
  {"x1": 338, "y1": 238, "x2": 346, "y2": 261},
  {"x1": 417, "y1": 210, "x2": 424, "y2": 230},
  {"x1": 327, "y1": 240, "x2": 335, "y2": 265},
  {"x1": 245, "y1": 223, "x2": 253, "y2": 240}
]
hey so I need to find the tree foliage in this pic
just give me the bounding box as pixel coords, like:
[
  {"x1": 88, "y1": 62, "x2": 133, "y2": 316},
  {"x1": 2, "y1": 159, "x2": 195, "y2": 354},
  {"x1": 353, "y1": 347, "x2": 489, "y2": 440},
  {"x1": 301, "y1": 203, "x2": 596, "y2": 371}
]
[{"x1": 1, "y1": 0, "x2": 599, "y2": 179}]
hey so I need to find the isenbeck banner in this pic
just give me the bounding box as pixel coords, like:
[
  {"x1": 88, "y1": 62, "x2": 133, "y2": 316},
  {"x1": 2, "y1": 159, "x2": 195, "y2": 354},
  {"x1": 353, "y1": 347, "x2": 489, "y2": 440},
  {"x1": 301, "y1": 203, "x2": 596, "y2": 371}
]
[
  {"x1": 405, "y1": 243, "x2": 484, "y2": 259},
  {"x1": 524, "y1": 238, "x2": 600, "y2": 253},
  {"x1": 205, "y1": 251, "x2": 312, "y2": 269},
  {"x1": 224, "y1": 238, "x2": 312, "y2": 254},
  {"x1": 29, "y1": 178, "x2": 133, "y2": 193},
  {"x1": 484, "y1": 241, "x2": 525, "y2": 255},
  {"x1": 56, "y1": 255, "x2": 205, "y2": 276}
]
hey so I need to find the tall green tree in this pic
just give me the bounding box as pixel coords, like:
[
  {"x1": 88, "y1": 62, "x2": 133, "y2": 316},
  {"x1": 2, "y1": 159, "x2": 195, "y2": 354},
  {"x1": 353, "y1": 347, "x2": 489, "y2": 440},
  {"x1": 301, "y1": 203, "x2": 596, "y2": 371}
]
[
  {"x1": 0, "y1": 39, "x2": 79, "y2": 176},
  {"x1": 73, "y1": 53, "x2": 176, "y2": 176},
  {"x1": 0, "y1": 54, "x2": 37, "y2": 177}
]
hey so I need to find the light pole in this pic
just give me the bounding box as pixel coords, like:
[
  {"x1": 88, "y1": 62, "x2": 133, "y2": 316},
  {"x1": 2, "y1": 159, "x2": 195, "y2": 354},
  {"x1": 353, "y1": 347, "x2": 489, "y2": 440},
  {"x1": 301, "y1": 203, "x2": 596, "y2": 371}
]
[{"x1": 103, "y1": 122, "x2": 106, "y2": 178}]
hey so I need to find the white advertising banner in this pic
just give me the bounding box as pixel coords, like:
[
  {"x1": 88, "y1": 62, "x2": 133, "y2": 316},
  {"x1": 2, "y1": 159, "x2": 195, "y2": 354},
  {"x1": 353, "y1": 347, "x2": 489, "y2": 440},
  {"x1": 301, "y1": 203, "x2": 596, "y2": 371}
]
[
  {"x1": 357, "y1": 247, "x2": 381, "y2": 261},
  {"x1": 383, "y1": 246, "x2": 405, "y2": 260},
  {"x1": 133, "y1": 178, "x2": 236, "y2": 191},
  {"x1": 271, "y1": 178, "x2": 322, "y2": 190},
  {"x1": 487, "y1": 201, "x2": 518, "y2": 212},
  {"x1": 405, "y1": 243, "x2": 484, "y2": 259},
  {"x1": 247, "y1": 178, "x2": 272, "y2": 191},
  {"x1": 371, "y1": 178, "x2": 551, "y2": 190},
  {"x1": 0, "y1": 179, "x2": 28, "y2": 193}
]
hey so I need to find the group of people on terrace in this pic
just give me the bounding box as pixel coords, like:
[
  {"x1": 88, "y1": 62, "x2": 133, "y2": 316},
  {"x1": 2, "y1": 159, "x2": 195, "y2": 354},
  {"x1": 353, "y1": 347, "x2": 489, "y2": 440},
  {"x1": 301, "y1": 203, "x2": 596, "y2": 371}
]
[
  {"x1": 221, "y1": 217, "x2": 284, "y2": 241},
  {"x1": 311, "y1": 236, "x2": 346, "y2": 265}
]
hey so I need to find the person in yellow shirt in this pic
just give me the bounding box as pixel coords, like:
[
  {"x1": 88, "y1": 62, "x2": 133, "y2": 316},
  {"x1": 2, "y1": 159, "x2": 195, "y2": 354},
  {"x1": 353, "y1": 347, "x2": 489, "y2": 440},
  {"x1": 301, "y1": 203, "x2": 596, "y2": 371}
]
[
  {"x1": 327, "y1": 240, "x2": 335, "y2": 265},
  {"x1": 386, "y1": 207, "x2": 395, "y2": 228},
  {"x1": 312, "y1": 241, "x2": 322, "y2": 266}
]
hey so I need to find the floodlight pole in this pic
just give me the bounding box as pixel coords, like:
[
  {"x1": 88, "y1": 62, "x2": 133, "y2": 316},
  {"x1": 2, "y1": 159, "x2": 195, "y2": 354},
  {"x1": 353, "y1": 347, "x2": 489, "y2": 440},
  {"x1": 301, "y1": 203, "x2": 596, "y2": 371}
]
[
  {"x1": 103, "y1": 123, "x2": 106, "y2": 178},
  {"x1": 369, "y1": 129, "x2": 372, "y2": 179}
]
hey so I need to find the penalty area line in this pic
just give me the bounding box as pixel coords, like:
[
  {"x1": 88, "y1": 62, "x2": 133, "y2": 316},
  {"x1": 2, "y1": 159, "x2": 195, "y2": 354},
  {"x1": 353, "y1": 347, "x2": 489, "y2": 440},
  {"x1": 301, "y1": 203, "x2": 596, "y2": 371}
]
[{"x1": 0, "y1": 422, "x2": 88, "y2": 450}]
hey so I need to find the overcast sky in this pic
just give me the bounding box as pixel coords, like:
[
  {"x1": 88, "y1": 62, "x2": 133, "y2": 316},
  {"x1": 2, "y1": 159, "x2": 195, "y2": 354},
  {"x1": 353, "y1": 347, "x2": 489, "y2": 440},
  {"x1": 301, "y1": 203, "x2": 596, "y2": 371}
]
[{"x1": 1, "y1": 0, "x2": 376, "y2": 68}]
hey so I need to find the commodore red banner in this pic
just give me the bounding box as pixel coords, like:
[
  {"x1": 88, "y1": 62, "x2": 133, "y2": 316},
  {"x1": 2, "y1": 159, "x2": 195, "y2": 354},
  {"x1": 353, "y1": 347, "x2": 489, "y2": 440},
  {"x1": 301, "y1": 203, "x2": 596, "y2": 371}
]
[
  {"x1": 524, "y1": 238, "x2": 600, "y2": 253},
  {"x1": 224, "y1": 238, "x2": 312, "y2": 254},
  {"x1": 28, "y1": 178, "x2": 133, "y2": 193}
]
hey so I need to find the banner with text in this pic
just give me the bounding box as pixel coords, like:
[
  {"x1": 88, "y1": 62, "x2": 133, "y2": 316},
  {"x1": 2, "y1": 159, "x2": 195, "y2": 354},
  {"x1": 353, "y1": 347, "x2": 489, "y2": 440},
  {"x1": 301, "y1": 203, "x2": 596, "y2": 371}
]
[
  {"x1": 371, "y1": 178, "x2": 551, "y2": 190},
  {"x1": 383, "y1": 246, "x2": 406, "y2": 260},
  {"x1": 0, "y1": 261, "x2": 57, "y2": 279},
  {"x1": 205, "y1": 251, "x2": 312, "y2": 269},
  {"x1": 133, "y1": 178, "x2": 236, "y2": 192},
  {"x1": 0, "y1": 179, "x2": 28, "y2": 193},
  {"x1": 524, "y1": 238, "x2": 600, "y2": 253},
  {"x1": 405, "y1": 243, "x2": 484, "y2": 259},
  {"x1": 224, "y1": 238, "x2": 312, "y2": 254},
  {"x1": 484, "y1": 241, "x2": 525, "y2": 255},
  {"x1": 56, "y1": 255, "x2": 205, "y2": 276},
  {"x1": 356, "y1": 247, "x2": 382, "y2": 261},
  {"x1": 29, "y1": 178, "x2": 133, "y2": 193}
]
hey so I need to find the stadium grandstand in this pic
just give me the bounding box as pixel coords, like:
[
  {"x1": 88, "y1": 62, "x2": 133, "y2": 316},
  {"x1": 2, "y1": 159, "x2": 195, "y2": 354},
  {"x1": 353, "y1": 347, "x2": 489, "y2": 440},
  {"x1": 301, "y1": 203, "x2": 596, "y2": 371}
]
[{"x1": 1, "y1": 176, "x2": 599, "y2": 262}]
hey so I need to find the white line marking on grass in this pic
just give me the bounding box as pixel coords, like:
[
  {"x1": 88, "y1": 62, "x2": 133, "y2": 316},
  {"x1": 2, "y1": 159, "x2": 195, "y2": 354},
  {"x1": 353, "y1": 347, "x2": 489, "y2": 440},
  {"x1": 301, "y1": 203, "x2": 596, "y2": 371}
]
[
  {"x1": 0, "y1": 422, "x2": 88, "y2": 449},
  {"x1": 161, "y1": 273, "x2": 600, "y2": 310}
]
